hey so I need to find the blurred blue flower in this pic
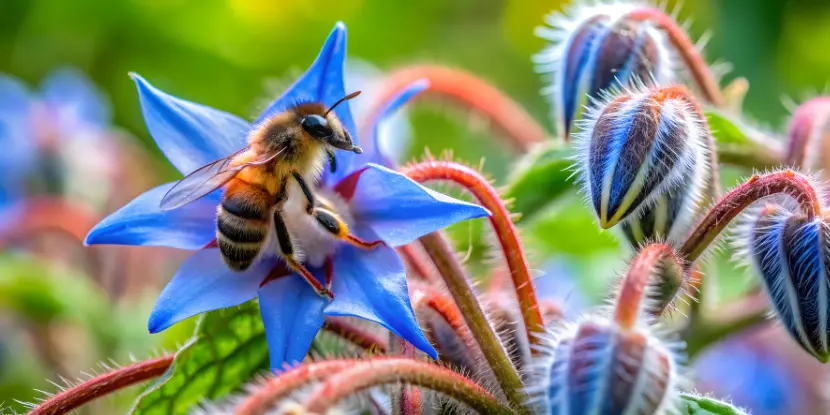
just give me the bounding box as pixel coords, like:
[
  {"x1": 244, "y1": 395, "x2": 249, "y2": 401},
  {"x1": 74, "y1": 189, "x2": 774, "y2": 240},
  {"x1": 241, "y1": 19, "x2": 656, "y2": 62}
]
[
  {"x1": 0, "y1": 67, "x2": 112, "y2": 207},
  {"x1": 85, "y1": 23, "x2": 490, "y2": 369},
  {"x1": 694, "y1": 326, "x2": 824, "y2": 415}
]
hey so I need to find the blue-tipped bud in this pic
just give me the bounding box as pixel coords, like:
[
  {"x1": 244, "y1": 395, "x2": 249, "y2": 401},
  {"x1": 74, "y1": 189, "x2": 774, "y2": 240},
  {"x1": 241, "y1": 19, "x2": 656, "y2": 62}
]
[
  {"x1": 742, "y1": 204, "x2": 830, "y2": 362},
  {"x1": 575, "y1": 85, "x2": 711, "y2": 242},
  {"x1": 535, "y1": 2, "x2": 674, "y2": 138},
  {"x1": 528, "y1": 316, "x2": 684, "y2": 414}
]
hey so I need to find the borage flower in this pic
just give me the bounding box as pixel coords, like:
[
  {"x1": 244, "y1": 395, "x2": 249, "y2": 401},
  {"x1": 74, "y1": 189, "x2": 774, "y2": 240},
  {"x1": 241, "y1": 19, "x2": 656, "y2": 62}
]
[
  {"x1": 0, "y1": 67, "x2": 116, "y2": 208},
  {"x1": 85, "y1": 23, "x2": 490, "y2": 368}
]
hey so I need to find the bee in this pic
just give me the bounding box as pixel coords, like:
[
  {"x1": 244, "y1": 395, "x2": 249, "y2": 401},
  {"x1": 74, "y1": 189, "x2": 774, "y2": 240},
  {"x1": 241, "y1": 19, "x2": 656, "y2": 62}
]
[{"x1": 159, "y1": 91, "x2": 381, "y2": 298}]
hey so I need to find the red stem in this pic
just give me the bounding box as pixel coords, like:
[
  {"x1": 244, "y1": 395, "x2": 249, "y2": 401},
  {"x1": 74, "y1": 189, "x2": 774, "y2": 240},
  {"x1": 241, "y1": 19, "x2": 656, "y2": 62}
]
[
  {"x1": 410, "y1": 281, "x2": 479, "y2": 358},
  {"x1": 29, "y1": 355, "x2": 173, "y2": 415},
  {"x1": 680, "y1": 170, "x2": 822, "y2": 263},
  {"x1": 398, "y1": 341, "x2": 423, "y2": 415},
  {"x1": 323, "y1": 317, "x2": 388, "y2": 353},
  {"x1": 234, "y1": 360, "x2": 356, "y2": 415},
  {"x1": 302, "y1": 358, "x2": 512, "y2": 415},
  {"x1": 401, "y1": 160, "x2": 544, "y2": 344},
  {"x1": 614, "y1": 243, "x2": 684, "y2": 329},
  {"x1": 368, "y1": 65, "x2": 548, "y2": 151},
  {"x1": 626, "y1": 8, "x2": 723, "y2": 106}
]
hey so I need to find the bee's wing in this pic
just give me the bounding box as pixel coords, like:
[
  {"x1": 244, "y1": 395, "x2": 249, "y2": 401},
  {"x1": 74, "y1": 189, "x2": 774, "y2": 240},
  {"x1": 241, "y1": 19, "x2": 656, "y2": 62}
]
[{"x1": 159, "y1": 146, "x2": 283, "y2": 210}]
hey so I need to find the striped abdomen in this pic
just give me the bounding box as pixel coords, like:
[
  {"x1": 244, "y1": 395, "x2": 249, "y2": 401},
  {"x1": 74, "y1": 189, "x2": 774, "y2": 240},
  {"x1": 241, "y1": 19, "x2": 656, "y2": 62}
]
[{"x1": 216, "y1": 179, "x2": 272, "y2": 271}]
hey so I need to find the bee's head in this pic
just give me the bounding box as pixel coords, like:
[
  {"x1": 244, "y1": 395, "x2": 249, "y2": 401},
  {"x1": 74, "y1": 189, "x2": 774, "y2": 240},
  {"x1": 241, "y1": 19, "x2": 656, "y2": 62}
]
[
  {"x1": 299, "y1": 91, "x2": 363, "y2": 154},
  {"x1": 300, "y1": 113, "x2": 362, "y2": 154}
]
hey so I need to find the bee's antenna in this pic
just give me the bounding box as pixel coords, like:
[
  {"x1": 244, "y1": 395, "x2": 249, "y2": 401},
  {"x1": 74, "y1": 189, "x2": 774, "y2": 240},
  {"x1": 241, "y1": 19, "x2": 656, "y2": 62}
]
[{"x1": 325, "y1": 91, "x2": 362, "y2": 116}]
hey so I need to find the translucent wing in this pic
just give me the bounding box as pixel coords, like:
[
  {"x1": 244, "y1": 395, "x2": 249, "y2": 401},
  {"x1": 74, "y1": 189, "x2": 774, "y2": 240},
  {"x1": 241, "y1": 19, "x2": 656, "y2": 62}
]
[{"x1": 159, "y1": 146, "x2": 282, "y2": 210}]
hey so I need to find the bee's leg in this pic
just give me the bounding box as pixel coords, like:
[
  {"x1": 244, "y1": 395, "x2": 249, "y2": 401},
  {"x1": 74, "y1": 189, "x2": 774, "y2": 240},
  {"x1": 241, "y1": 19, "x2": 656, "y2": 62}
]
[
  {"x1": 292, "y1": 171, "x2": 315, "y2": 214},
  {"x1": 326, "y1": 148, "x2": 337, "y2": 173},
  {"x1": 313, "y1": 206, "x2": 384, "y2": 250},
  {"x1": 273, "y1": 210, "x2": 333, "y2": 299}
]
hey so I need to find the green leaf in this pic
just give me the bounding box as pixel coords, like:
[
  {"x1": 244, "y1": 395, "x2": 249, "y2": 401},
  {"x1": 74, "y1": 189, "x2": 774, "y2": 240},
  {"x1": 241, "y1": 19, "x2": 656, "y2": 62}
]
[
  {"x1": 131, "y1": 300, "x2": 270, "y2": 415},
  {"x1": 503, "y1": 142, "x2": 574, "y2": 221},
  {"x1": 705, "y1": 110, "x2": 782, "y2": 169},
  {"x1": 681, "y1": 393, "x2": 749, "y2": 415}
]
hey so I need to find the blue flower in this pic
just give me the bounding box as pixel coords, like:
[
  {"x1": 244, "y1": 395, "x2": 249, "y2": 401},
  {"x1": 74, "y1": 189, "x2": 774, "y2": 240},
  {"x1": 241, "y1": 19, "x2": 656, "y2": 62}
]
[
  {"x1": 85, "y1": 23, "x2": 490, "y2": 369},
  {"x1": 0, "y1": 67, "x2": 112, "y2": 207}
]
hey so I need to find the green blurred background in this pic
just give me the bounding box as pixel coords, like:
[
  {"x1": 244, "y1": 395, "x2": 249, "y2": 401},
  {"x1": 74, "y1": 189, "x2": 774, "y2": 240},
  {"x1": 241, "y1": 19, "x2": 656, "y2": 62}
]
[{"x1": 0, "y1": 0, "x2": 828, "y2": 412}]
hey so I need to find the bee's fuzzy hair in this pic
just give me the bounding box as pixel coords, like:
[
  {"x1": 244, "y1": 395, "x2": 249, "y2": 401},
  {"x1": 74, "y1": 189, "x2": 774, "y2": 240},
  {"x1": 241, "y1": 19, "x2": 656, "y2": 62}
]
[
  {"x1": 534, "y1": 0, "x2": 678, "y2": 134},
  {"x1": 571, "y1": 82, "x2": 712, "y2": 235},
  {"x1": 524, "y1": 311, "x2": 689, "y2": 415}
]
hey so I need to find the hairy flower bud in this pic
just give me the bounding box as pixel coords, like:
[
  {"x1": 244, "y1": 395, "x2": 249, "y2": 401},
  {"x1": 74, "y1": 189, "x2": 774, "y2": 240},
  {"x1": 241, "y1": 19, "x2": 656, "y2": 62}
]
[
  {"x1": 535, "y1": 2, "x2": 674, "y2": 138},
  {"x1": 741, "y1": 203, "x2": 830, "y2": 362},
  {"x1": 575, "y1": 85, "x2": 711, "y2": 242},
  {"x1": 528, "y1": 316, "x2": 684, "y2": 414}
]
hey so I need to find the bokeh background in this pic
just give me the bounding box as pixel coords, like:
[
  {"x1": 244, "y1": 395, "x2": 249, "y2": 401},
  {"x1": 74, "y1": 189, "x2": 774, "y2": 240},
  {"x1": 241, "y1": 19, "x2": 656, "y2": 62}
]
[{"x1": 1, "y1": 0, "x2": 829, "y2": 413}]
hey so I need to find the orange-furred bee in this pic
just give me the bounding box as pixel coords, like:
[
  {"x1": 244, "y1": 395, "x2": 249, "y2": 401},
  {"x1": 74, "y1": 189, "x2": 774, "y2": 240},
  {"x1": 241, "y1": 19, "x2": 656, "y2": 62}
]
[{"x1": 159, "y1": 92, "x2": 381, "y2": 298}]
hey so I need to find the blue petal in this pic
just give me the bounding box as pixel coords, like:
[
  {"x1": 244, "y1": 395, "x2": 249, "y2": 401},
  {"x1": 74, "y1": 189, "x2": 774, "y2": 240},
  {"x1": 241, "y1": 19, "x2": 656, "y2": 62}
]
[
  {"x1": 85, "y1": 182, "x2": 219, "y2": 249},
  {"x1": 345, "y1": 164, "x2": 491, "y2": 247},
  {"x1": 131, "y1": 73, "x2": 251, "y2": 175},
  {"x1": 259, "y1": 274, "x2": 328, "y2": 369},
  {"x1": 361, "y1": 79, "x2": 428, "y2": 167},
  {"x1": 254, "y1": 23, "x2": 358, "y2": 185},
  {"x1": 325, "y1": 241, "x2": 437, "y2": 359},
  {"x1": 41, "y1": 67, "x2": 111, "y2": 130},
  {"x1": 0, "y1": 74, "x2": 36, "y2": 196},
  {"x1": 148, "y1": 249, "x2": 271, "y2": 333}
]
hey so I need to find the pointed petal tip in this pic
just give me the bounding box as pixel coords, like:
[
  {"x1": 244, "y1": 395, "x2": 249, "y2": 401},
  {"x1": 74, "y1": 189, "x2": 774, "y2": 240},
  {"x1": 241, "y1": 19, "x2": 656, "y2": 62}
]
[{"x1": 147, "y1": 312, "x2": 170, "y2": 334}]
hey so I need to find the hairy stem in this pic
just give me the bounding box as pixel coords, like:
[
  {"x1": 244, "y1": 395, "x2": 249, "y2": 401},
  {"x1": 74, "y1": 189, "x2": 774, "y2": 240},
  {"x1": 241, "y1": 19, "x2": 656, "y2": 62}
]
[
  {"x1": 402, "y1": 160, "x2": 544, "y2": 345},
  {"x1": 680, "y1": 170, "x2": 822, "y2": 263},
  {"x1": 410, "y1": 281, "x2": 487, "y2": 372},
  {"x1": 390, "y1": 339, "x2": 423, "y2": 415},
  {"x1": 626, "y1": 8, "x2": 723, "y2": 106},
  {"x1": 369, "y1": 65, "x2": 548, "y2": 151},
  {"x1": 323, "y1": 317, "x2": 388, "y2": 353},
  {"x1": 29, "y1": 355, "x2": 173, "y2": 415},
  {"x1": 302, "y1": 358, "x2": 513, "y2": 415},
  {"x1": 615, "y1": 244, "x2": 685, "y2": 329},
  {"x1": 418, "y1": 232, "x2": 528, "y2": 412},
  {"x1": 235, "y1": 360, "x2": 357, "y2": 415}
]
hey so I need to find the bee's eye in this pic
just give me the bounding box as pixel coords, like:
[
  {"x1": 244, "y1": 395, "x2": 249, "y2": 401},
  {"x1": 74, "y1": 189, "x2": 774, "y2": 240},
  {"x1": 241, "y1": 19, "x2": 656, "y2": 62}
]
[{"x1": 301, "y1": 114, "x2": 332, "y2": 139}]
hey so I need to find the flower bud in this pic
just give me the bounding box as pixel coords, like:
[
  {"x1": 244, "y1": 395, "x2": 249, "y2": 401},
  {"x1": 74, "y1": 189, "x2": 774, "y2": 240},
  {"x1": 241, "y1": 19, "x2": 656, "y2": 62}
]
[
  {"x1": 785, "y1": 97, "x2": 830, "y2": 177},
  {"x1": 535, "y1": 3, "x2": 674, "y2": 138},
  {"x1": 743, "y1": 204, "x2": 830, "y2": 362},
  {"x1": 528, "y1": 316, "x2": 684, "y2": 414},
  {"x1": 576, "y1": 86, "x2": 711, "y2": 238}
]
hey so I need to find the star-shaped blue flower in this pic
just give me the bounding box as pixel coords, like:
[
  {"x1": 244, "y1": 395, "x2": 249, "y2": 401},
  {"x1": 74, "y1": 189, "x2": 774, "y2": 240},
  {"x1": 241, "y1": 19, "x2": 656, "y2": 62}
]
[
  {"x1": 0, "y1": 67, "x2": 111, "y2": 207},
  {"x1": 85, "y1": 23, "x2": 490, "y2": 369}
]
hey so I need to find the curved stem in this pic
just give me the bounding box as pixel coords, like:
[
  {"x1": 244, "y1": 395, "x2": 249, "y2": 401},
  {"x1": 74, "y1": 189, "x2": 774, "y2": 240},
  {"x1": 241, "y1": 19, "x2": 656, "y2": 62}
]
[
  {"x1": 615, "y1": 244, "x2": 685, "y2": 329},
  {"x1": 626, "y1": 8, "x2": 723, "y2": 106},
  {"x1": 369, "y1": 65, "x2": 548, "y2": 151},
  {"x1": 418, "y1": 232, "x2": 528, "y2": 412},
  {"x1": 302, "y1": 358, "x2": 513, "y2": 415},
  {"x1": 402, "y1": 160, "x2": 544, "y2": 345},
  {"x1": 680, "y1": 170, "x2": 822, "y2": 263},
  {"x1": 323, "y1": 317, "x2": 388, "y2": 353},
  {"x1": 234, "y1": 360, "x2": 356, "y2": 415},
  {"x1": 29, "y1": 355, "x2": 173, "y2": 415},
  {"x1": 410, "y1": 281, "x2": 484, "y2": 368}
]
